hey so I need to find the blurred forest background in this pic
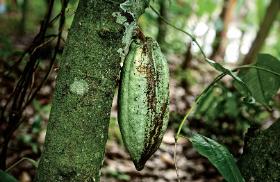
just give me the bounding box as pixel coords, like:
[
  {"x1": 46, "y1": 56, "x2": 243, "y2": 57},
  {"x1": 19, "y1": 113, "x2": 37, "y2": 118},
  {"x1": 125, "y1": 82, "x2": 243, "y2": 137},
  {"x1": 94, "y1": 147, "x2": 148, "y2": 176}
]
[{"x1": 0, "y1": 0, "x2": 280, "y2": 181}]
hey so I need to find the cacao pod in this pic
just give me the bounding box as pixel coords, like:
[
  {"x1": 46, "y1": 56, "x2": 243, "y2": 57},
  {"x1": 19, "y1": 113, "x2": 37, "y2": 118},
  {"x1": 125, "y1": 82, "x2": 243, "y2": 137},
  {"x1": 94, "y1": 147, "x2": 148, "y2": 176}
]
[{"x1": 118, "y1": 37, "x2": 169, "y2": 170}]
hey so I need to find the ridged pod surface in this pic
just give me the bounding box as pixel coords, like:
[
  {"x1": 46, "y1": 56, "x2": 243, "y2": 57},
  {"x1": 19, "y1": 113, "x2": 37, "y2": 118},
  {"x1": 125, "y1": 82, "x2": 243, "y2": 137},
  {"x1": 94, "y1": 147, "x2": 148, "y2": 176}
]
[{"x1": 118, "y1": 37, "x2": 169, "y2": 170}]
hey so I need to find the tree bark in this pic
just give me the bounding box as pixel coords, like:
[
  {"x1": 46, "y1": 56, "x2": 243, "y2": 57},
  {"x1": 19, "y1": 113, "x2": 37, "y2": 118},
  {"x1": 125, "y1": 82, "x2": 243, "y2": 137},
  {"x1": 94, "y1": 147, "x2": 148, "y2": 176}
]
[
  {"x1": 242, "y1": 0, "x2": 280, "y2": 65},
  {"x1": 35, "y1": 1, "x2": 149, "y2": 181},
  {"x1": 238, "y1": 120, "x2": 280, "y2": 182}
]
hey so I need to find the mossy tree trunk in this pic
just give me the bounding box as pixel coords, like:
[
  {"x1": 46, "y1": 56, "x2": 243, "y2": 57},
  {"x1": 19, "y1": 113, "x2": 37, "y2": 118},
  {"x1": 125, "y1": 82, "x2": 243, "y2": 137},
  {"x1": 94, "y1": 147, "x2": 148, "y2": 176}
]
[
  {"x1": 36, "y1": 1, "x2": 149, "y2": 181},
  {"x1": 238, "y1": 120, "x2": 280, "y2": 182}
]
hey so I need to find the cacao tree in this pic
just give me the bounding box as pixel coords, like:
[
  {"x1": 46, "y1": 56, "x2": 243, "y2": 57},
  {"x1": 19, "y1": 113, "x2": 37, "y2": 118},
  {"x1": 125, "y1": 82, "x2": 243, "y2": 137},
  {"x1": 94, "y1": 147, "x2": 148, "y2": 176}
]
[
  {"x1": 1, "y1": 1, "x2": 279, "y2": 182},
  {"x1": 36, "y1": 1, "x2": 150, "y2": 181}
]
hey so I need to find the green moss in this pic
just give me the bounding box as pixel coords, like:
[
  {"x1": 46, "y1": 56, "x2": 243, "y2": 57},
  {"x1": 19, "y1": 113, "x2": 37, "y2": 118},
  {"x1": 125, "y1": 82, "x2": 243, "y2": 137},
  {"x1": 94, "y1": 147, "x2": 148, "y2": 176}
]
[{"x1": 238, "y1": 120, "x2": 280, "y2": 182}]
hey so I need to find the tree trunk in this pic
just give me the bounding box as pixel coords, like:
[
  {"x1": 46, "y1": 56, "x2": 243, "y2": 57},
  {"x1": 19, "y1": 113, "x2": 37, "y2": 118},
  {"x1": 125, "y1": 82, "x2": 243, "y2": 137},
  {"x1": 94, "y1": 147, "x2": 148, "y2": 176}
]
[
  {"x1": 242, "y1": 0, "x2": 280, "y2": 65},
  {"x1": 210, "y1": 0, "x2": 236, "y2": 61},
  {"x1": 238, "y1": 120, "x2": 280, "y2": 182},
  {"x1": 35, "y1": 1, "x2": 149, "y2": 181}
]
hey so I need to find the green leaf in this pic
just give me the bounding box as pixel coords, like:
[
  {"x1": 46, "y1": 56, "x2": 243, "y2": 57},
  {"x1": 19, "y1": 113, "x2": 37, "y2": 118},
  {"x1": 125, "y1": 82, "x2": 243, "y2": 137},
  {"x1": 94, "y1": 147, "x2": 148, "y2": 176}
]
[
  {"x1": 238, "y1": 54, "x2": 280, "y2": 106},
  {"x1": 187, "y1": 132, "x2": 244, "y2": 182},
  {"x1": 0, "y1": 170, "x2": 18, "y2": 182}
]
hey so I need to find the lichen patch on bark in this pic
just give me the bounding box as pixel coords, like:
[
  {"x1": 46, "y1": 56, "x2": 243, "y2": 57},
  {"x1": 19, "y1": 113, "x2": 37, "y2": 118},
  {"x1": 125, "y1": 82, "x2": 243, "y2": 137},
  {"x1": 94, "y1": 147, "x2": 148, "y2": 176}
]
[{"x1": 70, "y1": 78, "x2": 89, "y2": 96}]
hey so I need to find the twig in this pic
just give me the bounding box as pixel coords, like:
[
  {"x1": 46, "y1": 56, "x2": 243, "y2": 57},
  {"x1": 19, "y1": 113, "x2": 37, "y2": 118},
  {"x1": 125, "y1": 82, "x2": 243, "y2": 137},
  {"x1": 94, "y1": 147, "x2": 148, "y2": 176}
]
[{"x1": 5, "y1": 157, "x2": 38, "y2": 172}]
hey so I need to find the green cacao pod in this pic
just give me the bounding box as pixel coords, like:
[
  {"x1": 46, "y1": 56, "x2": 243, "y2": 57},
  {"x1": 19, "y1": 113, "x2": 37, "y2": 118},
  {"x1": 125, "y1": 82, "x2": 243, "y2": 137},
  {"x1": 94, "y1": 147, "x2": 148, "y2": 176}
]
[{"x1": 118, "y1": 37, "x2": 169, "y2": 170}]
